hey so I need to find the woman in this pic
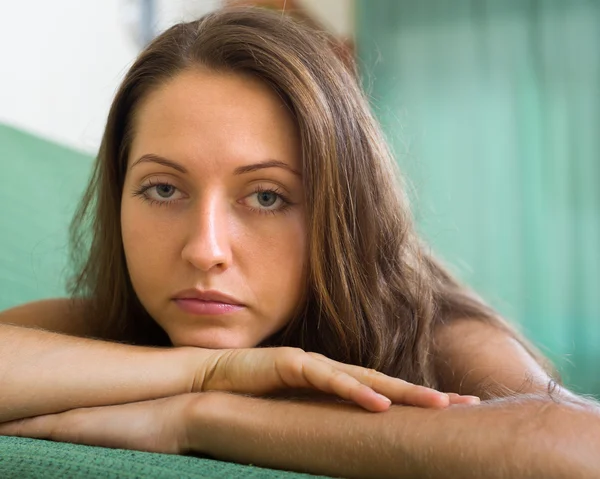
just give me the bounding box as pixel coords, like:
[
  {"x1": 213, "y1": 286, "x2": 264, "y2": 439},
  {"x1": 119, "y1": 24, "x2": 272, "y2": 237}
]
[{"x1": 0, "y1": 7, "x2": 598, "y2": 479}]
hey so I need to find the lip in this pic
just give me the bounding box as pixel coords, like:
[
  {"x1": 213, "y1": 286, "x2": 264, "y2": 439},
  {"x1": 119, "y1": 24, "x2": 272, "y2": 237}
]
[
  {"x1": 173, "y1": 298, "x2": 244, "y2": 316},
  {"x1": 172, "y1": 289, "x2": 245, "y2": 316},
  {"x1": 172, "y1": 288, "x2": 244, "y2": 306}
]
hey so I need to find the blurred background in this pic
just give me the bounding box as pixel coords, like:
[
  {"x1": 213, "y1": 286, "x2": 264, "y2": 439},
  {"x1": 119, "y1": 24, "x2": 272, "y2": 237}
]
[{"x1": 1, "y1": 0, "x2": 598, "y2": 397}]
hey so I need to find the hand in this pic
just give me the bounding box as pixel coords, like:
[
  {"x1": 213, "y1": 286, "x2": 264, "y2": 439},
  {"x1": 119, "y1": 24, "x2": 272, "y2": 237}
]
[
  {"x1": 0, "y1": 394, "x2": 200, "y2": 454},
  {"x1": 195, "y1": 347, "x2": 480, "y2": 412}
]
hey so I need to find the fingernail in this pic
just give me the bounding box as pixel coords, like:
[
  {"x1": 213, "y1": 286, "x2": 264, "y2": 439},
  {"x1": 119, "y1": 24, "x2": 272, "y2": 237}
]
[
  {"x1": 463, "y1": 395, "x2": 481, "y2": 404},
  {"x1": 375, "y1": 393, "x2": 391, "y2": 404}
]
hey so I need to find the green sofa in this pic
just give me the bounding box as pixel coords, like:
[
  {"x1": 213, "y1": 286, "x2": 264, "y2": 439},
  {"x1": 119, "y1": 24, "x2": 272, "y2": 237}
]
[
  {"x1": 1, "y1": 437, "x2": 330, "y2": 479},
  {"x1": 0, "y1": 123, "x2": 335, "y2": 478}
]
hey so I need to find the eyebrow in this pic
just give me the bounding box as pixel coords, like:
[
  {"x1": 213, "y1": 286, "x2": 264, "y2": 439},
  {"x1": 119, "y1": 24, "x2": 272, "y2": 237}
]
[
  {"x1": 131, "y1": 154, "x2": 188, "y2": 174},
  {"x1": 234, "y1": 160, "x2": 301, "y2": 177},
  {"x1": 131, "y1": 154, "x2": 301, "y2": 177}
]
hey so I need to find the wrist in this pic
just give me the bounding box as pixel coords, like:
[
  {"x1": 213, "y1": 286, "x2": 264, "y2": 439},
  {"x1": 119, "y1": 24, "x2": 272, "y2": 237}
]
[
  {"x1": 172, "y1": 346, "x2": 220, "y2": 394},
  {"x1": 182, "y1": 390, "x2": 231, "y2": 455}
]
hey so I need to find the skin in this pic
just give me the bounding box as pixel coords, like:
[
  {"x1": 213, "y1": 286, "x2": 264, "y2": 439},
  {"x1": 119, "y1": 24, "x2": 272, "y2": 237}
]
[{"x1": 121, "y1": 68, "x2": 307, "y2": 350}]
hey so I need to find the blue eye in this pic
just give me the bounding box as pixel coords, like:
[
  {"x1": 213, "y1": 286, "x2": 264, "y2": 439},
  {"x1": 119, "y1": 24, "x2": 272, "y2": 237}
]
[
  {"x1": 244, "y1": 186, "x2": 293, "y2": 215},
  {"x1": 134, "y1": 181, "x2": 184, "y2": 205},
  {"x1": 256, "y1": 190, "x2": 278, "y2": 207},
  {"x1": 155, "y1": 184, "x2": 176, "y2": 198}
]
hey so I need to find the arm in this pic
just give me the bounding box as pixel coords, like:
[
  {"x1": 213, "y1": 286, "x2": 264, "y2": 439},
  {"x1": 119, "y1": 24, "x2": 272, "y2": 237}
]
[
  {"x1": 0, "y1": 299, "x2": 452, "y2": 424},
  {"x1": 187, "y1": 320, "x2": 600, "y2": 479},
  {"x1": 189, "y1": 390, "x2": 600, "y2": 479},
  {"x1": 0, "y1": 301, "x2": 203, "y2": 422},
  {"x1": 0, "y1": 322, "x2": 199, "y2": 422},
  {"x1": 3, "y1": 316, "x2": 597, "y2": 478}
]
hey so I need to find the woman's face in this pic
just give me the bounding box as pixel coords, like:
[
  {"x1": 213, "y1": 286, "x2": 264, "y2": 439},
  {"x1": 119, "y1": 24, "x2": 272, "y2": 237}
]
[{"x1": 121, "y1": 69, "x2": 306, "y2": 349}]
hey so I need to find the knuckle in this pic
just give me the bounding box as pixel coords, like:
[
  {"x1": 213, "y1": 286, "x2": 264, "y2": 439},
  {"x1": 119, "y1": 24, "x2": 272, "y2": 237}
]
[
  {"x1": 281, "y1": 347, "x2": 306, "y2": 365},
  {"x1": 306, "y1": 352, "x2": 327, "y2": 361},
  {"x1": 278, "y1": 346, "x2": 303, "y2": 352},
  {"x1": 275, "y1": 347, "x2": 303, "y2": 359},
  {"x1": 286, "y1": 346, "x2": 306, "y2": 355},
  {"x1": 286, "y1": 347, "x2": 307, "y2": 356},
  {"x1": 274, "y1": 348, "x2": 305, "y2": 380},
  {"x1": 204, "y1": 349, "x2": 234, "y2": 390},
  {"x1": 327, "y1": 369, "x2": 350, "y2": 386}
]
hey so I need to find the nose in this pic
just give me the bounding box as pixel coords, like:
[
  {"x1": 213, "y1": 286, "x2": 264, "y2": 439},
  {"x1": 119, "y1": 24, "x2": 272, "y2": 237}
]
[{"x1": 181, "y1": 194, "x2": 232, "y2": 272}]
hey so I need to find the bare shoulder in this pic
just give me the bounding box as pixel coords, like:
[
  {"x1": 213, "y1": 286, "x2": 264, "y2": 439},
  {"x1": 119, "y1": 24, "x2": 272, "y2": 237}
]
[
  {"x1": 0, "y1": 298, "x2": 100, "y2": 338},
  {"x1": 432, "y1": 318, "x2": 563, "y2": 400}
]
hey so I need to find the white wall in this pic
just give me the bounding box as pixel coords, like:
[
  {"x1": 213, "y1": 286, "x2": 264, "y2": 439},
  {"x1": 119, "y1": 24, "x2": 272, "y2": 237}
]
[
  {"x1": 0, "y1": 0, "x2": 351, "y2": 154},
  {"x1": 1, "y1": 1, "x2": 134, "y2": 153},
  {"x1": 154, "y1": 0, "x2": 221, "y2": 32},
  {"x1": 0, "y1": 0, "x2": 218, "y2": 154}
]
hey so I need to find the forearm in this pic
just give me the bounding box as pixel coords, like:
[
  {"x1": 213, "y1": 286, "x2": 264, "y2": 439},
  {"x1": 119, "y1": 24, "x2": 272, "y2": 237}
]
[
  {"x1": 191, "y1": 392, "x2": 600, "y2": 479},
  {"x1": 0, "y1": 323, "x2": 201, "y2": 422}
]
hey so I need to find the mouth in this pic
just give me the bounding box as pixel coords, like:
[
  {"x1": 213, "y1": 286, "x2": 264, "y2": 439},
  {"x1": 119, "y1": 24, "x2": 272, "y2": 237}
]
[
  {"x1": 172, "y1": 289, "x2": 245, "y2": 316},
  {"x1": 173, "y1": 288, "x2": 243, "y2": 304},
  {"x1": 173, "y1": 298, "x2": 245, "y2": 316}
]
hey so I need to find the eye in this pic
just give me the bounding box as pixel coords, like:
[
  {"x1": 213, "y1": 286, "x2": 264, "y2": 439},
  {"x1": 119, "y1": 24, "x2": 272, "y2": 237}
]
[
  {"x1": 133, "y1": 181, "x2": 184, "y2": 205},
  {"x1": 243, "y1": 186, "x2": 292, "y2": 214},
  {"x1": 145, "y1": 183, "x2": 182, "y2": 202},
  {"x1": 154, "y1": 184, "x2": 176, "y2": 198},
  {"x1": 256, "y1": 190, "x2": 279, "y2": 207}
]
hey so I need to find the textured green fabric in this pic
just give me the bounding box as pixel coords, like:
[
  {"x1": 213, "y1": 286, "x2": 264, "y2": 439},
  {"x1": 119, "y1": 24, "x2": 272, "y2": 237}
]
[
  {"x1": 0, "y1": 436, "x2": 329, "y2": 478},
  {"x1": 356, "y1": 0, "x2": 600, "y2": 398}
]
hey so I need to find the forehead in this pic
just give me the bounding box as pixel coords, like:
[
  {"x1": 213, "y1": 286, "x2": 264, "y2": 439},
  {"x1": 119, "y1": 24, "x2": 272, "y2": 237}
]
[{"x1": 128, "y1": 68, "x2": 301, "y2": 169}]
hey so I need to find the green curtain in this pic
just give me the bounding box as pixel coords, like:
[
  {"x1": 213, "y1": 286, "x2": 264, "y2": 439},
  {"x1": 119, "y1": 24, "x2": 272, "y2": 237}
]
[{"x1": 356, "y1": 0, "x2": 600, "y2": 397}]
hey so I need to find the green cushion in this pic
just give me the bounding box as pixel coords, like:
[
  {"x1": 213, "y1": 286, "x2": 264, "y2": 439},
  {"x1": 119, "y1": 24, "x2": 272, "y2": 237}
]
[
  {"x1": 0, "y1": 123, "x2": 92, "y2": 311},
  {"x1": 0, "y1": 436, "x2": 327, "y2": 478}
]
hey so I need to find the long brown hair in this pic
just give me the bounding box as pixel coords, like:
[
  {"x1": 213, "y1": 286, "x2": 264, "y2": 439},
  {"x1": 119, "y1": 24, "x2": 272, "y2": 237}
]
[{"x1": 69, "y1": 6, "x2": 556, "y2": 388}]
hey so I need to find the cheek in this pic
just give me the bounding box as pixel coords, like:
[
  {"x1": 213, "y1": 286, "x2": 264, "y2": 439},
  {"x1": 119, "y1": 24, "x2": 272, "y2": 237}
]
[
  {"x1": 243, "y1": 215, "x2": 307, "y2": 308},
  {"x1": 253, "y1": 223, "x2": 305, "y2": 268},
  {"x1": 120, "y1": 199, "x2": 179, "y2": 296}
]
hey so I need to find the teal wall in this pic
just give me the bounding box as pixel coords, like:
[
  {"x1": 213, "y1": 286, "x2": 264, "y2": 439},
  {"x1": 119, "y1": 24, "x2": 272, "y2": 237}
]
[
  {"x1": 356, "y1": 0, "x2": 600, "y2": 396},
  {"x1": 0, "y1": 124, "x2": 93, "y2": 310}
]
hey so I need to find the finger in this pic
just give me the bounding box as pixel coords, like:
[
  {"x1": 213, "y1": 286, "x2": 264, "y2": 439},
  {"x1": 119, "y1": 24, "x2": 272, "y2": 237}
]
[
  {"x1": 299, "y1": 354, "x2": 449, "y2": 411},
  {"x1": 298, "y1": 358, "x2": 393, "y2": 412},
  {"x1": 205, "y1": 349, "x2": 391, "y2": 412},
  {"x1": 306, "y1": 353, "x2": 449, "y2": 409},
  {"x1": 447, "y1": 393, "x2": 481, "y2": 405}
]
